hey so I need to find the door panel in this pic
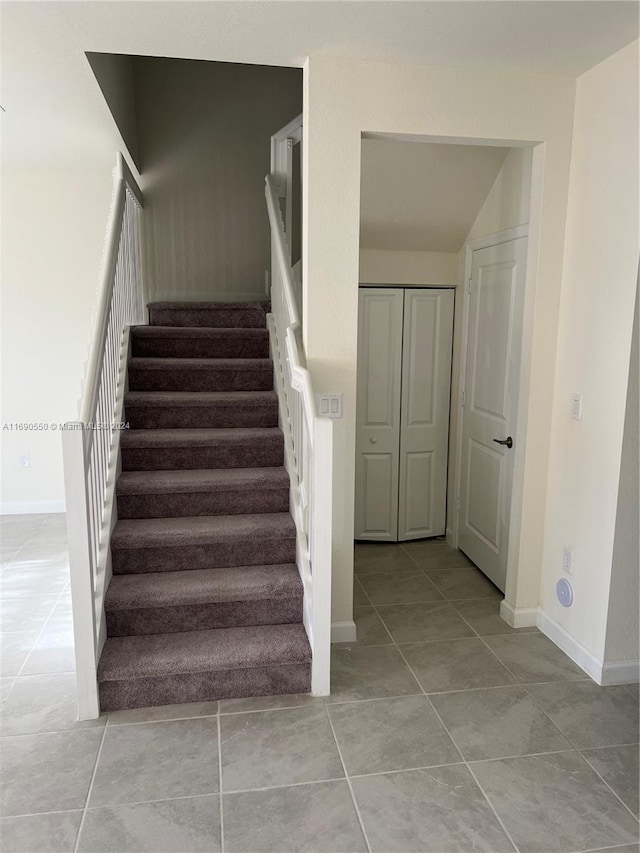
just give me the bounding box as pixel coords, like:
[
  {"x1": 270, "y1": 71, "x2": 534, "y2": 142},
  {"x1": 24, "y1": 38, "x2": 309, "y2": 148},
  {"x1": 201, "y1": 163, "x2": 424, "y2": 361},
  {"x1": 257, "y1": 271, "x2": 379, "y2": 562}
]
[
  {"x1": 398, "y1": 289, "x2": 454, "y2": 541},
  {"x1": 459, "y1": 238, "x2": 527, "y2": 591},
  {"x1": 355, "y1": 289, "x2": 404, "y2": 540}
]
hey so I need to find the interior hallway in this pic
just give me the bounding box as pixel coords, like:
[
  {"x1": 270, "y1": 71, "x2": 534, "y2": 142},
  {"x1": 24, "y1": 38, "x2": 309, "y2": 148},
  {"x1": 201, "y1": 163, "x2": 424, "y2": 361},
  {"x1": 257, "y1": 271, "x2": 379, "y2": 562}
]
[{"x1": 0, "y1": 514, "x2": 638, "y2": 852}]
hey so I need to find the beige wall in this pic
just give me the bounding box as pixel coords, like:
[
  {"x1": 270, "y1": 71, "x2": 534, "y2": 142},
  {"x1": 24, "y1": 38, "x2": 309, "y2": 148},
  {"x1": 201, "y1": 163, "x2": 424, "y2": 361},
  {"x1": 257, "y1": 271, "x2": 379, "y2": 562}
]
[
  {"x1": 0, "y1": 6, "x2": 141, "y2": 512},
  {"x1": 359, "y1": 249, "x2": 458, "y2": 285},
  {"x1": 446, "y1": 146, "x2": 534, "y2": 542},
  {"x1": 135, "y1": 58, "x2": 302, "y2": 302},
  {"x1": 541, "y1": 40, "x2": 639, "y2": 669},
  {"x1": 303, "y1": 55, "x2": 575, "y2": 628},
  {"x1": 465, "y1": 147, "x2": 532, "y2": 242}
]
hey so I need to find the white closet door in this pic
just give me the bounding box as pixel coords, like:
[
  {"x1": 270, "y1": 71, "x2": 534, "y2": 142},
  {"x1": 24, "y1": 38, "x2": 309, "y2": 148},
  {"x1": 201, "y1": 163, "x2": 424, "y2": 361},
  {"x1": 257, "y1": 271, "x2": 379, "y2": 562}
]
[
  {"x1": 458, "y1": 237, "x2": 527, "y2": 591},
  {"x1": 355, "y1": 289, "x2": 404, "y2": 540},
  {"x1": 398, "y1": 289, "x2": 454, "y2": 540}
]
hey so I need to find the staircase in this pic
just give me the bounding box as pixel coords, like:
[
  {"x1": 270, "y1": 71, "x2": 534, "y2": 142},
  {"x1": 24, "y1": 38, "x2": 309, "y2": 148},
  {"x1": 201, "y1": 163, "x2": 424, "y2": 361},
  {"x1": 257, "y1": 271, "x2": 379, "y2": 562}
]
[{"x1": 97, "y1": 302, "x2": 312, "y2": 711}]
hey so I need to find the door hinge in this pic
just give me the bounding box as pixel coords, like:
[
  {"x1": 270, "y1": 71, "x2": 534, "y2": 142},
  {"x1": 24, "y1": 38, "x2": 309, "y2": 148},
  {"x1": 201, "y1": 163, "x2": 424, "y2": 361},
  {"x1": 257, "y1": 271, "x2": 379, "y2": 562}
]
[
  {"x1": 467, "y1": 277, "x2": 472, "y2": 295},
  {"x1": 461, "y1": 389, "x2": 466, "y2": 407},
  {"x1": 456, "y1": 497, "x2": 461, "y2": 512}
]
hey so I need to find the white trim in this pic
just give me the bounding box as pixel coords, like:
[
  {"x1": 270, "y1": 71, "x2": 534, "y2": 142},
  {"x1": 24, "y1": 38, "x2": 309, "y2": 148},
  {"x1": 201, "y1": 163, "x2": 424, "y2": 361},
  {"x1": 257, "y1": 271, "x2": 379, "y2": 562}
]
[
  {"x1": 331, "y1": 620, "x2": 357, "y2": 643},
  {"x1": 536, "y1": 609, "x2": 603, "y2": 682},
  {"x1": 600, "y1": 660, "x2": 640, "y2": 686},
  {"x1": 501, "y1": 603, "x2": 639, "y2": 686},
  {"x1": 499, "y1": 599, "x2": 538, "y2": 628},
  {"x1": 0, "y1": 500, "x2": 66, "y2": 515}
]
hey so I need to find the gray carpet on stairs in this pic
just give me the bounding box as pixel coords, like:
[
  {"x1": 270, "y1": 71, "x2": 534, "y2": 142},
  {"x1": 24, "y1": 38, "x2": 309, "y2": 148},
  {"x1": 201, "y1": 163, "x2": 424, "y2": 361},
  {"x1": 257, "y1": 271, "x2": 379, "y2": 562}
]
[{"x1": 99, "y1": 302, "x2": 311, "y2": 711}]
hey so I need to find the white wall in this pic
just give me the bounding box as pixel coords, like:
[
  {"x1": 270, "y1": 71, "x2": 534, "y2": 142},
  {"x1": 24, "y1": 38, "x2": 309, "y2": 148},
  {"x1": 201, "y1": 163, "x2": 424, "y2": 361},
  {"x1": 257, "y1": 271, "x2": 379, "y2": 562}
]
[
  {"x1": 541, "y1": 40, "x2": 639, "y2": 676},
  {"x1": 303, "y1": 55, "x2": 575, "y2": 628},
  {"x1": 605, "y1": 285, "x2": 639, "y2": 668},
  {"x1": 135, "y1": 58, "x2": 302, "y2": 302},
  {"x1": 359, "y1": 249, "x2": 458, "y2": 285}
]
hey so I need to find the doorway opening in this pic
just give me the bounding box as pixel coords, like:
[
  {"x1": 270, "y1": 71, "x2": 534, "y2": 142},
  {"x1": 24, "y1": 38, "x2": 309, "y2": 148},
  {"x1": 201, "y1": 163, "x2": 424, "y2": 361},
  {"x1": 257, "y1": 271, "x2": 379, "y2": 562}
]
[{"x1": 356, "y1": 135, "x2": 536, "y2": 600}]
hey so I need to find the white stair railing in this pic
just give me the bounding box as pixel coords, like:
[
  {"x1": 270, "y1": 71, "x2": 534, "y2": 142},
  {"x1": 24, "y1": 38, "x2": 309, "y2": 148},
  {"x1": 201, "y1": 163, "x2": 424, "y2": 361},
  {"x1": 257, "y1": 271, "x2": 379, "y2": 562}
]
[
  {"x1": 265, "y1": 169, "x2": 333, "y2": 696},
  {"x1": 62, "y1": 153, "x2": 144, "y2": 719}
]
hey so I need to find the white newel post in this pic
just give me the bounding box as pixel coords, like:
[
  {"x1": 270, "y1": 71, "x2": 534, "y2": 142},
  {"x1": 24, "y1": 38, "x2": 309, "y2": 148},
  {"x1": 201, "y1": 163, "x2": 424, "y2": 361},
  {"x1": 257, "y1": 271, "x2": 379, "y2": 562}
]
[
  {"x1": 310, "y1": 417, "x2": 333, "y2": 695},
  {"x1": 62, "y1": 424, "x2": 100, "y2": 720}
]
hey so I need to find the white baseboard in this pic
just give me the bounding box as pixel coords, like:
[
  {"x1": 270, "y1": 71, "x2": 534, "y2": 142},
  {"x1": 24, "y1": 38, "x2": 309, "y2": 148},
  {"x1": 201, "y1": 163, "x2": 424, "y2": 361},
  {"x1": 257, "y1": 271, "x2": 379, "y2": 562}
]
[
  {"x1": 331, "y1": 620, "x2": 357, "y2": 643},
  {"x1": 501, "y1": 604, "x2": 639, "y2": 687},
  {"x1": 599, "y1": 659, "x2": 640, "y2": 686},
  {"x1": 1, "y1": 500, "x2": 65, "y2": 515},
  {"x1": 536, "y1": 610, "x2": 603, "y2": 682},
  {"x1": 500, "y1": 600, "x2": 538, "y2": 628}
]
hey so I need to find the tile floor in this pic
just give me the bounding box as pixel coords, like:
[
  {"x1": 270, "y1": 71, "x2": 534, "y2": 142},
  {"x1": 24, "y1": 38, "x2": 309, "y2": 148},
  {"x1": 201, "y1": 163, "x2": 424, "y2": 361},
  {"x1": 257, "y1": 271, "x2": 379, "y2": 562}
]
[{"x1": 0, "y1": 517, "x2": 638, "y2": 853}]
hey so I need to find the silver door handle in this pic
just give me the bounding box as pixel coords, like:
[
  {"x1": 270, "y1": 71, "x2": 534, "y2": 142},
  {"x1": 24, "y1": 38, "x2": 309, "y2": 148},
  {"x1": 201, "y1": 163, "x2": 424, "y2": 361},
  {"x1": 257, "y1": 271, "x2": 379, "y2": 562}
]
[{"x1": 493, "y1": 436, "x2": 513, "y2": 449}]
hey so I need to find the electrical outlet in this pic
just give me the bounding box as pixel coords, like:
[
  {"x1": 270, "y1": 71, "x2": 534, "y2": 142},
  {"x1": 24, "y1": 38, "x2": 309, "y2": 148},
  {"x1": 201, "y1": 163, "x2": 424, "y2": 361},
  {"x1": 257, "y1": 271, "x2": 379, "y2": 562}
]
[
  {"x1": 562, "y1": 547, "x2": 574, "y2": 575},
  {"x1": 18, "y1": 454, "x2": 30, "y2": 469}
]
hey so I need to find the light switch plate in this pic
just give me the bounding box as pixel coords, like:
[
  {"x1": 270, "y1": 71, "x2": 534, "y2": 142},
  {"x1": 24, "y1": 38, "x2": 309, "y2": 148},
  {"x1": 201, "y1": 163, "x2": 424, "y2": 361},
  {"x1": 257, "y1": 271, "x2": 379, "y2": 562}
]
[
  {"x1": 570, "y1": 393, "x2": 583, "y2": 420},
  {"x1": 317, "y1": 394, "x2": 343, "y2": 419}
]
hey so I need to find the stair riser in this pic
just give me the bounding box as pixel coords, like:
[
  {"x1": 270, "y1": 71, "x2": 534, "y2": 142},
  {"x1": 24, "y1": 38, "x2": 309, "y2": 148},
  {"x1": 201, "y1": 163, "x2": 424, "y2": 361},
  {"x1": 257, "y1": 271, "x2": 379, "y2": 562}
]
[
  {"x1": 120, "y1": 443, "x2": 284, "y2": 471},
  {"x1": 128, "y1": 366, "x2": 273, "y2": 393},
  {"x1": 106, "y1": 597, "x2": 303, "y2": 636},
  {"x1": 149, "y1": 307, "x2": 268, "y2": 328},
  {"x1": 124, "y1": 403, "x2": 279, "y2": 429},
  {"x1": 131, "y1": 337, "x2": 269, "y2": 360},
  {"x1": 99, "y1": 663, "x2": 311, "y2": 711},
  {"x1": 112, "y1": 539, "x2": 296, "y2": 574},
  {"x1": 116, "y1": 488, "x2": 290, "y2": 519}
]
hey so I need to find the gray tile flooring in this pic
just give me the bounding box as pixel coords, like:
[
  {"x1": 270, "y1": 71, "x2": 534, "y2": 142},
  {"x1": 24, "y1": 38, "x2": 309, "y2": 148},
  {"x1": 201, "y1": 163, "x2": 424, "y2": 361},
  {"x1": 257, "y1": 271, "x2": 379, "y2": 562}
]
[{"x1": 0, "y1": 519, "x2": 638, "y2": 853}]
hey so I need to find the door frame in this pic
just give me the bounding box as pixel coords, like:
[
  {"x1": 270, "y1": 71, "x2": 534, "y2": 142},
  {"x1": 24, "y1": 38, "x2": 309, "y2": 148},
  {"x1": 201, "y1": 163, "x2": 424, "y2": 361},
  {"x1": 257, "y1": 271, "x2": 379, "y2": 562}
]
[{"x1": 452, "y1": 224, "x2": 529, "y2": 601}]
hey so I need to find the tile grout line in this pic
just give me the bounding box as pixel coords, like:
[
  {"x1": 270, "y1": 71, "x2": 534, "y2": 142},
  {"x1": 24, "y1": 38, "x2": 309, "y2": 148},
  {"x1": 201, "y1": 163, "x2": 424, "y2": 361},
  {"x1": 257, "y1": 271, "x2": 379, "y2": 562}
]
[
  {"x1": 380, "y1": 597, "x2": 523, "y2": 853},
  {"x1": 323, "y1": 703, "x2": 373, "y2": 853},
  {"x1": 13, "y1": 583, "x2": 70, "y2": 679},
  {"x1": 73, "y1": 723, "x2": 108, "y2": 853},
  {"x1": 217, "y1": 711, "x2": 225, "y2": 853},
  {"x1": 516, "y1": 681, "x2": 640, "y2": 826}
]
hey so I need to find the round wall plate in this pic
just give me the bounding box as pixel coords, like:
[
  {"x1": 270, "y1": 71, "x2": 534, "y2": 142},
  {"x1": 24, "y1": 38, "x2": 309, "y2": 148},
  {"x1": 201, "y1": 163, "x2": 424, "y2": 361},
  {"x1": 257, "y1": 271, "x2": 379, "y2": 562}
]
[{"x1": 556, "y1": 578, "x2": 574, "y2": 608}]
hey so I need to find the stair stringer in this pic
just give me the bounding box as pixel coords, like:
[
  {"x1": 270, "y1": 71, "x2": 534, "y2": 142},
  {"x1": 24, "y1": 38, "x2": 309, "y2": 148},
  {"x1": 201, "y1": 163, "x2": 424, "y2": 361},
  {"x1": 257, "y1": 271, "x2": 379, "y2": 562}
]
[{"x1": 266, "y1": 315, "x2": 315, "y2": 659}]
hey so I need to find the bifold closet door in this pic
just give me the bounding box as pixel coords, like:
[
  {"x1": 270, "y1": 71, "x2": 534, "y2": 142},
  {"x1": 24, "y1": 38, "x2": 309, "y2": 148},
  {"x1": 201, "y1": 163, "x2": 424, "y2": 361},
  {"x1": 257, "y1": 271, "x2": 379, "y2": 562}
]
[
  {"x1": 398, "y1": 289, "x2": 454, "y2": 540},
  {"x1": 355, "y1": 287, "x2": 454, "y2": 542},
  {"x1": 354, "y1": 289, "x2": 404, "y2": 540}
]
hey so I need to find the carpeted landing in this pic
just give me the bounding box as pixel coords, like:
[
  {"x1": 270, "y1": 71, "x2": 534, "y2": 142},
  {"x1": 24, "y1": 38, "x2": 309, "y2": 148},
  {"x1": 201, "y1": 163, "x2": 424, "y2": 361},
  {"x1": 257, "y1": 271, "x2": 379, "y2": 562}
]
[{"x1": 98, "y1": 302, "x2": 311, "y2": 711}]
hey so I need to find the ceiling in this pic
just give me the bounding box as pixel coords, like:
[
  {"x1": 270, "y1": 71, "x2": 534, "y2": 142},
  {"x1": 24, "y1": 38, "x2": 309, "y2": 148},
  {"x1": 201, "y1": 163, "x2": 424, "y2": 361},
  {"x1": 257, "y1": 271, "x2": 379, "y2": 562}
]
[
  {"x1": 6, "y1": 2, "x2": 638, "y2": 75},
  {"x1": 360, "y1": 139, "x2": 509, "y2": 252},
  {"x1": 1, "y1": 2, "x2": 638, "y2": 169}
]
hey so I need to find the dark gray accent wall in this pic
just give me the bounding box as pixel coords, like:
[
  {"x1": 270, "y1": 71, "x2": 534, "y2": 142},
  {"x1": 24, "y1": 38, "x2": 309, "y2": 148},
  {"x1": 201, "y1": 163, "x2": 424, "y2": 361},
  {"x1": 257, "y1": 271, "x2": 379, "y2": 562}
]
[{"x1": 134, "y1": 57, "x2": 302, "y2": 301}]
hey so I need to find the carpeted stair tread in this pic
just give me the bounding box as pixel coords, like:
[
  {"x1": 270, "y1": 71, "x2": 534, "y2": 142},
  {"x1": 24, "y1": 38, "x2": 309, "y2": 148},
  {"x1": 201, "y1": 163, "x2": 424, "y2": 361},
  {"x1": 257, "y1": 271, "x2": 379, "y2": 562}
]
[
  {"x1": 149, "y1": 301, "x2": 271, "y2": 311},
  {"x1": 117, "y1": 467, "x2": 290, "y2": 495},
  {"x1": 130, "y1": 326, "x2": 269, "y2": 359},
  {"x1": 128, "y1": 357, "x2": 274, "y2": 393},
  {"x1": 148, "y1": 302, "x2": 270, "y2": 329},
  {"x1": 129, "y1": 357, "x2": 273, "y2": 370},
  {"x1": 98, "y1": 623, "x2": 310, "y2": 682},
  {"x1": 125, "y1": 390, "x2": 277, "y2": 407},
  {"x1": 105, "y1": 564, "x2": 301, "y2": 610},
  {"x1": 119, "y1": 428, "x2": 284, "y2": 471},
  {"x1": 112, "y1": 513, "x2": 295, "y2": 549},
  {"x1": 120, "y1": 427, "x2": 283, "y2": 449}
]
